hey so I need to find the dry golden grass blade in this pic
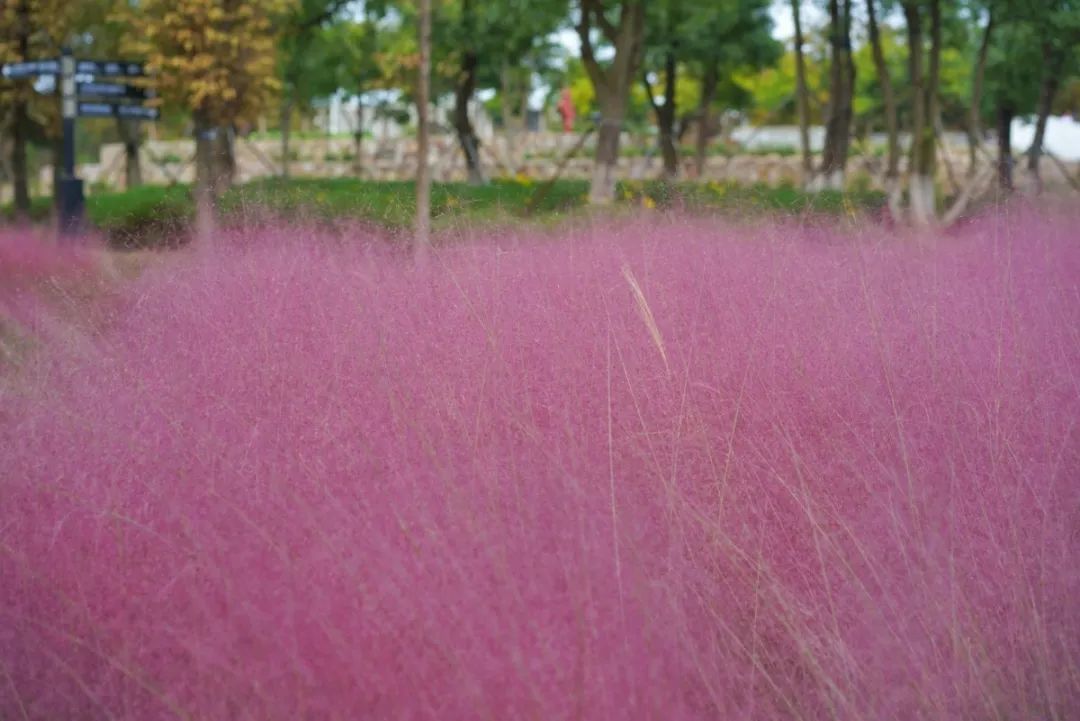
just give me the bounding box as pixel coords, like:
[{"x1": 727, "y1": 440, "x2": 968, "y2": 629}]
[{"x1": 621, "y1": 263, "x2": 670, "y2": 375}]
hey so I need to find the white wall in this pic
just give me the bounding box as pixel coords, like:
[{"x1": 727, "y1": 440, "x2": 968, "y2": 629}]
[{"x1": 1012, "y1": 115, "x2": 1080, "y2": 161}]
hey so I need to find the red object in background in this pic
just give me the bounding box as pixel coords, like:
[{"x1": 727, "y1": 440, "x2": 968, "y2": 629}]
[{"x1": 556, "y1": 88, "x2": 575, "y2": 133}]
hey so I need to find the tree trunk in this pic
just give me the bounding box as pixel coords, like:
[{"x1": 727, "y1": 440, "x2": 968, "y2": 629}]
[
  {"x1": 453, "y1": 1, "x2": 485, "y2": 186},
  {"x1": 578, "y1": 1, "x2": 646, "y2": 205},
  {"x1": 415, "y1": 0, "x2": 432, "y2": 253},
  {"x1": 966, "y1": 12, "x2": 993, "y2": 177},
  {"x1": 997, "y1": 102, "x2": 1014, "y2": 193},
  {"x1": 280, "y1": 93, "x2": 293, "y2": 181},
  {"x1": 791, "y1": 0, "x2": 813, "y2": 185},
  {"x1": 500, "y1": 62, "x2": 518, "y2": 168},
  {"x1": 866, "y1": 0, "x2": 900, "y2": 213},
  {"x1": 644, "y1": 51, "x2": 679, "y2": 179},
  {"x1": 118, "y1": 118, "x2": 143, "y2": 190},
  {"x1": 1027, "y1": 44, "x2": 1063, "y2": 194},
  {"x1": 352, "y1": 101, "x2": 364, "y2": 176},
  {"x1": 918, "y1": 0, "x2": 942, "y2": 221},
  {"x1": 903, "y1": 0, "x2": 938, "y2": 225},
  {"x1": 519, "y1": 72, "x2": 530, "y2": 131},
  {"x1": 657, "y1": 47, "x2": 679, "y2": 179},
  {"x1": 695, "y1": 61, "x2": 718, "y2": 178},
  {"x1": 194, "y1": 112, "x2": 228, "y2": 241},
  {"x1": 10, "y1": 0, "x2": 31, "y2": 221},
  {"x1": 819, "y1": 0, "x2": 854, "y2": 190},
  {"x1": 592, "y1": 95, "x2": 627, "y2": 204},
  {"x1": 222, "y1": 126, "x2": 236, "y2": 188}
]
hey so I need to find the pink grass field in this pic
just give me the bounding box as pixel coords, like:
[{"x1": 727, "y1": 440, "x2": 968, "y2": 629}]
[{"x1": 1, "y1": 209, "x2": 1079, "y2": 720}]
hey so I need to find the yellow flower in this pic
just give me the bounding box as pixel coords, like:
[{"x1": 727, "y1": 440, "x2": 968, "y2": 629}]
[{"x1": 642, "y1": 196, "x2": 657, "y2": 210}]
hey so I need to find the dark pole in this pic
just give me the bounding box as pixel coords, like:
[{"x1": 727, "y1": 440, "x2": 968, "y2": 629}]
[
  {"x1": 61, "y1": 49, "x2": 75, "y2": 178},
  {"x1": 58, "y1": 47, "x2": 84, "y2": 237}
]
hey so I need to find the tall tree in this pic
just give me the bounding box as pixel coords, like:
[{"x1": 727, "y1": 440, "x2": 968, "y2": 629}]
[
  {"x1": 0, "y1": 0, "x2": 73, "y2": 220},
  {"x1": 642, "y1": 0, "x2": 683, "y2": 179},
  {"x1": 1025, "y1": 1, "x2": 1080, "y2": 191},
  {"x1": 982, "y1": 7, "x2": 1050, "y2": 193},
  {"x1": 576, "y1": 0, "x2": 646, "y2": 204},
  {"x1": 791, "y1": 0, "x2": 813, "y2": 184},
  {"x1": 866, "y1": 0, "x2": 900, "y2": 208},
  {"x1": 819, "y1": 0, "x2": 855, "y2": 189},
  {"x1": 415, "y1": 0, "x2": 432, "y2": 252},
  {"x1": 902, "y1": 0, "x2": 943, "y2": 224},
  {"x1": 684, "y1": 0, "x2": 778, "y2": 177},
  {"x1": 126, "y1": 0, "x2": 289, "y2": 235},
  {"x1": 7, "y1": 0, "x2": 31, "y2": 220},
  {"x1": 966, "y1": 5, "x2": 994, "y2": 177},
  {"x1": 321, "y1": 15, "x2": 386, "y2": 177},
  {"x1": 278, "y1": 0, "x2": 358, "y2": 180}
]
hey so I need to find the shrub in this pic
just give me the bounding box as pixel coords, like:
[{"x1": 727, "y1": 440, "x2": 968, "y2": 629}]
[{"x1": 86, "y1": 185, "x2": 194, "y2": 249}]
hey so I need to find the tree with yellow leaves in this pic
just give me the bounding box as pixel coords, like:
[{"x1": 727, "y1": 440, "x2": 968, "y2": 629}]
[{"x1": 123, "y1": 0, "x2": 292, "y2": 231}]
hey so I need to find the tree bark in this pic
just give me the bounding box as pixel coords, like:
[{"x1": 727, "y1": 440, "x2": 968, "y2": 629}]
[
  {"x1": 10, "y1": 0, "x2": 31, "y2": 221},
  {"x1": 453, "y1": 0, "x2": 485, "y2": 185},
  {"x1": 118, "y1": 118, "x2": 143, "y2": 190},
  {"x1": 866, "y1": 0, "x2": 899, "y2": 192},
  {"x1": 791, "y1": 0, "x2": 813, "y2": 185},
  {"x1": 903, "y1": 0, "x2": 940, "y2": 225},
  {"x1": 643, "y1": 0, "x2": 680, "y2": 180},
  {"x1": 577, "y1": 0, "x2": 646, "y2": 204},
  {"x1": 592, "y1": 96, "x2": 627, "y2": 203},
  {"x1": 415, "y1": 0, "x2": 432, "y2": 253},
  {"x1": 1027, "y1": 43, "x2": 1064, "y2": 194},
  {"x1": 194, "y1": 112, "x2": 229, "y2": 241},
  {"x1": 222, "y1": 126, "x2": 237, "y2": 188},
  {"x1": 966, "y1": 11, "x2": 993, "y2": 177},
  {"x1": 819, "y1": 0, "x2": 855, "y2": 190},
  {"x1": 997, "y1": 102, "x2": 1014, "y2": 193},
  {"x1": 500, "y1": 62, "x2": 518, "y2": 169},
  {"x1": 643, "y1": 47, "x2": 679, "y2": 179},
  {"x1": 695, "y1": 61, "x2": 718, "y2": 178},
  {"x1": 353, "y1": 101, "x2": 364, "y2": 176},
  {"x1": 280, "y1": 92, "x2": 294, "y2": 180}
]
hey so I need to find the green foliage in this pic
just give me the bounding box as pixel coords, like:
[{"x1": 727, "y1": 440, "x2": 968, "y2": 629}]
[
  {"x1": 982, "y1": 15, "x2": 1046, "y2": 115},
  {"x1": 0, "y1": 196, "x2": 53, "y2": 223},
  {"x1": 7, "y1": 177, "x2": 886, "y2": 245},
  {"x1": 618, "y1": 178, "x2": 886, "y2": 216},
  {"x1": 86, "y1": 184, "x2": 194, "y2": 246}
]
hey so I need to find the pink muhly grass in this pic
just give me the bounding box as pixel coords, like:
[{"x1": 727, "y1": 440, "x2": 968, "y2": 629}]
[
  {"x1": 1, "y1": 210, "x2": 1078, "y2": 720},
  {"x1": 0, "y1": 230, "x2": 95, "y2": 287}
]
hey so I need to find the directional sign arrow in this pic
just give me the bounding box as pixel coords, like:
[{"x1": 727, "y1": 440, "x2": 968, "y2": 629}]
[
  {"x1": 1, "y1": 59, "x2": 60, "y2": 79},
  {"x1": 78, "y1": 102, "x2": 160, "y2": 121},
  {"x1": 75, "y1": 60, "x2": 147, "y2": 78},
  {"x1": 77, "y1": 81, "x2": 155, "y2": 100}
]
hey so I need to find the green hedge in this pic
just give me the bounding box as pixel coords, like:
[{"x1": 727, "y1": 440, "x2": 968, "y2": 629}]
[{"x1": 3, "y1": 177, "x2": 885, "y2": 247}]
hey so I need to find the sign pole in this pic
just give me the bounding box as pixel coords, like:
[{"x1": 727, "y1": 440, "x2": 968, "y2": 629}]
[
  {"x1": 3, "y1": 51, "x2": 155, "y2": 237},
  {"x1": 57, "y1": 47, "x2": 84, "y2": 237}
]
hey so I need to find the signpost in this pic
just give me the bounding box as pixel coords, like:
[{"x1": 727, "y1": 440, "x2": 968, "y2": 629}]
[
  {"x1": 1, "y1": 49, "x2": 157, "y2": 236},
  {"x1": 1, "y1": 59, "x2": 60, "y2": 79},
  {"x1": 78, "y1": 103, "x2": 161, "y2": 120},
  {"x1": 77, "y1": 82, "x2": 155, "y2": 101},
  {"x1": 76, "y1": 60, "x2": 146, "y2": 78}
]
